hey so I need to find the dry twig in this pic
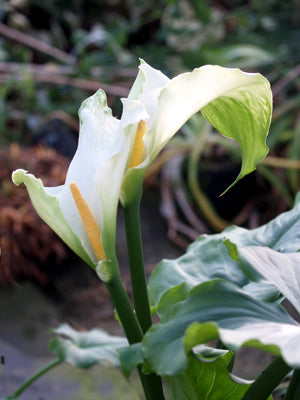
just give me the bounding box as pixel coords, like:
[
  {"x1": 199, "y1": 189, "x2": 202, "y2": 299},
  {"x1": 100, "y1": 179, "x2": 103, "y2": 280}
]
[
  {"x1": 272, "y1": 64, "x2": 300, "y2": 96},
  {"x1": 0, "y1": 70, "x2": 130, "y2": 97},
  {"x1": 0, "y1": 22, "x2": 76, "y2": 64}
]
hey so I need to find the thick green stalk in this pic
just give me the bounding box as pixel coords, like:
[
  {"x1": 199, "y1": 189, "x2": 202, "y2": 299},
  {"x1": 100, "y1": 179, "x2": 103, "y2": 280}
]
[
  {"x1": 13, "y1": 358, "x2": 62, "y2": 397},
  {"x1": 122, "y1": 195, "x2": 165, "y2": 400},
  {"x1": 105, "y1": 259, "x2": 165, "y2": 400},
  {"x1": 137, "y1": 368, "x2": 165, "y2": 400},
  {"x1": 123, "y1": 194, "x2": 152, "y2": 334},
  {"x1": 242, "y1": 356, "x2": 292, "y2": 400},
  {"x1": 285, "y1": 369, "x2": 300, "y2": 400},
  {"x1": 105, "y1": 264, "x2": 144, "y2": 344}
]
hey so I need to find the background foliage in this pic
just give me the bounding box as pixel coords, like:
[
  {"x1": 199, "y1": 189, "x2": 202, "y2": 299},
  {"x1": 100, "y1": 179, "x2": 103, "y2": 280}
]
[{"x1": 0, "y1": 0, "x2": 299, "y2": 236}]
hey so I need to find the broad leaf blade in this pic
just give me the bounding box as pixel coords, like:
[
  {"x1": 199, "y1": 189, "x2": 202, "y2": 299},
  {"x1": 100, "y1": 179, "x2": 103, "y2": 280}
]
[
  {"x1": 238, "y1": 246, "x2": 300, "y2": 314},
  {"x1": 143, "y1": 279, "x2": 300, "y2": 375},
  {"x1": 149, "y1": 236, "x2": 249, "y2": 307},
  {"x1": 166, "y1": 354, "x2": 251, "y2": 400},
  {"x1": 49, "y1": 323, "x2": 127, "y2": 369},
  {"x1": 119, "y1": 343, "x2": 143, "y2": 378}
]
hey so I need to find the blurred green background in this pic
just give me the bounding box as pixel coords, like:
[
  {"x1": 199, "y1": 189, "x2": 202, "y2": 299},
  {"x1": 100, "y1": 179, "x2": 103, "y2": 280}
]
[{"x1": 0, "y1": 0, "x2": 300, "y2": 244}]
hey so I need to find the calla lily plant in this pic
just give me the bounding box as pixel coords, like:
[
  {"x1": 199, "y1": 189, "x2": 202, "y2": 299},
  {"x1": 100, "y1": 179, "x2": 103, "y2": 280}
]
[
  {"x1": 10, "y1": 59, "x2": 274, "y2": 400},
  {"x1": 12, "y1": 60, "x2": 272, "y2": 282}
]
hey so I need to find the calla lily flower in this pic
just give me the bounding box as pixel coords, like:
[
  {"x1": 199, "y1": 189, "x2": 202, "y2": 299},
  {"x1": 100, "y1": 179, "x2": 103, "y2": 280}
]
[
  {"x1": 12, "y1": 60, "x2": 272, "y2": 280},
  {"x1": 12, "y1": 89, "x2": 148, "y2": 280},
  {"x1": 121, "y1": 60, "x2": 272, "y2": 204}
]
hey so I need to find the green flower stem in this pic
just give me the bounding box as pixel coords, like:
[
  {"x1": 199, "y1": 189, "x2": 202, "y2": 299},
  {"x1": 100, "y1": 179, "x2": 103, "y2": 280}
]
[
  {"x1": 105, "y1": 265, "x2": 144, "y2": 344},
  {"x1": 285, "y1": 369, "x2": 300, "y2": 400},
  {"x1": 123, "y1": 194, "x2": 152, "y2": 334},
  {"x1": 12, "y1": 358, "x2": 62, "y2": 397},
  {"x1": 105, "y1": 260, "x2": 165, "y2": 400},
  {"x1": 137, "y1": 368, "x2": 165, "y2": 400},
  {"x1": 122, "y1": 194, "x2": 165, "y2": 400},
  {"x1": 242, "y1": 356, "x2": 292, "y2": 400}
]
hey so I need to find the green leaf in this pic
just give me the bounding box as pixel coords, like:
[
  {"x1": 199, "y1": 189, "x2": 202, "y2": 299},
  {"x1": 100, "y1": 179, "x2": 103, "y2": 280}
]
[
  {"x1": 148, "y1": 235, "x2": 245, "y2": 307},
  {"x1": 223, "y1": 238, "x2": 239, "y2": 262},
  {"x1": 157, "y1": 282, "x2": 191, "y2": 321},
  {"x1": 237, "y1": 246, "x2": 300, "y2": 314},
  {"x1": 165, "y1": 354, "x2": 251, "y2": 400},
  {"x1": 148, "y1": 235, "x2": 276, "y2": 308},
  {"x1": 49, "y1": 323, "x2": 127, "y2": 369},
  {"x1": 143, "y1": 279, "x2": 300, "y2": 375},
  {"x1": 118, "y1": 343, "x2": 143, "y2": 378},
  {"x1": 148, "y1": 192, "x2": 300, "y2": 306}
]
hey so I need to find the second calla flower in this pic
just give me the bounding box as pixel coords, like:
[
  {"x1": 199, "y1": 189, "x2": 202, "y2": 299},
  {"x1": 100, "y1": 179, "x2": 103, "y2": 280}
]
[{"x1": 121, "y1": 60, "x2": 272, "y2": 203}]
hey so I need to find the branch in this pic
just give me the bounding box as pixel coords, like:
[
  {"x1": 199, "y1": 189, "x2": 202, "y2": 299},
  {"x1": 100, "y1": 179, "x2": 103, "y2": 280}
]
[
  {"x1": 0, "y1": 22, "x2": 75, "y2": 64},
  {"x1": 272, "y1": 64, "x2": 300, "y2": 96},
  {"x1": 0, "y1": 71, "x2": 129, "y2": 97}
]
